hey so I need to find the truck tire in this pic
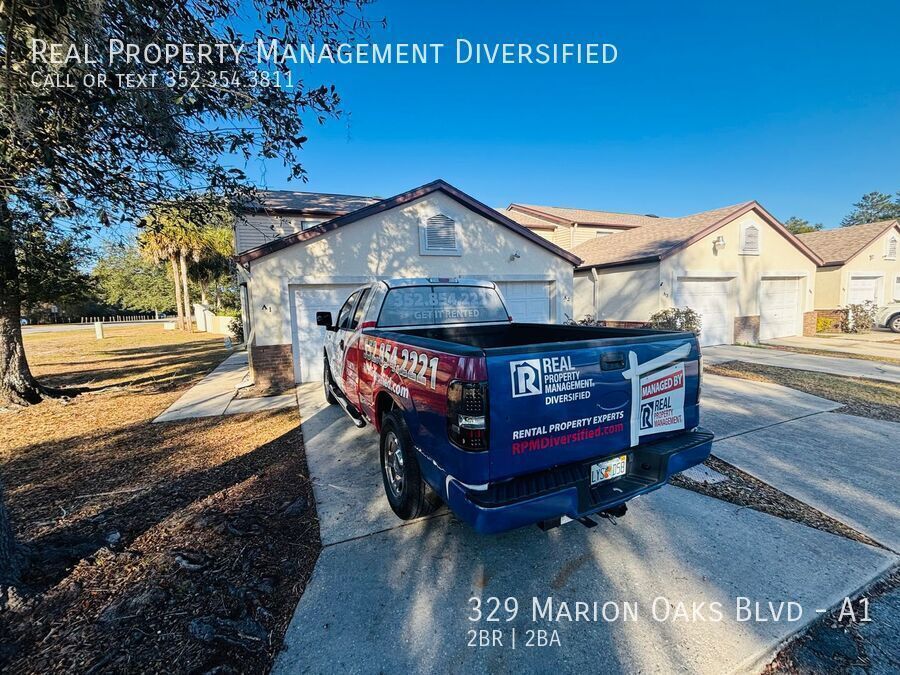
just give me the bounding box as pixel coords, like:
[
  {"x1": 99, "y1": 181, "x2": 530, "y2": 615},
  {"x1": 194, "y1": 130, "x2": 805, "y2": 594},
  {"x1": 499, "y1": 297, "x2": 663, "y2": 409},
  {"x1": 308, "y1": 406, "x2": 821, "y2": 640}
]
[
  {"x1": 890, "y1": 314, "x2": 900, "y2": 333},
  {"x1": 380, "y1": 411, "x2": 441, "y2": 520},
  {"x1": 323, "y1": 356, "x2": 337, "y2": 405}
]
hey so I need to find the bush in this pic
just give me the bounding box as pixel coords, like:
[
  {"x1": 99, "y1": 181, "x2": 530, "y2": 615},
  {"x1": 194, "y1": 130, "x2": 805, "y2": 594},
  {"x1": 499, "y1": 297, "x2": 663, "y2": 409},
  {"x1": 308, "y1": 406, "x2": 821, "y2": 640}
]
[
  {"x1": 227, "y1": 316, "x2": 244, "y2": 343},
  {"x1": 649, "y1": 307, "x2": 702, "y2": 334},
  {"x1": 842, "y1": 301, "x2": 877, "y2": 333},
  {"x1": 564, "y1": 314, "x2": 602, "y2": 326},
  {"x1": 816, "y1": 316, "x2": 838, "y2": 333}
]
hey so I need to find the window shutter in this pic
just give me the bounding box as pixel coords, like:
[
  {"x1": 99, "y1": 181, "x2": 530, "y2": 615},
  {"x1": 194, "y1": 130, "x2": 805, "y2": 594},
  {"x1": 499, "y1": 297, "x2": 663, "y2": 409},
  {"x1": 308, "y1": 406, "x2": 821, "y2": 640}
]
[
  {"x1": 424, "y1": 215, "x2": 457, "y2": 252},
  {"x1": 742, "y1": 224, "x2": 760, "y2": 253}
]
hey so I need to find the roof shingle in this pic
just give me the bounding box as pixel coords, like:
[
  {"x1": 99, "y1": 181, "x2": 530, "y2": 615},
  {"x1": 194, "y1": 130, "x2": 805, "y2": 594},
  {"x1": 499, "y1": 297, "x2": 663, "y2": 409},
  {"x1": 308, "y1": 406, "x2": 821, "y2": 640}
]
[
  {"x1": 510, "y1": 204, "x2": 666, "y2": 228},
  {"x1": 796, "y1": 219, "x2": 900, "y2": 265},
  {"x1": 572, "y1": 202, "x2": 753, "y2": 268},
  {"x1": 247, "y1": 190, "x2": 378, "y2": 214},
  {"x1": 495, "y1": 207, "x2": 558, "y2": 228}
]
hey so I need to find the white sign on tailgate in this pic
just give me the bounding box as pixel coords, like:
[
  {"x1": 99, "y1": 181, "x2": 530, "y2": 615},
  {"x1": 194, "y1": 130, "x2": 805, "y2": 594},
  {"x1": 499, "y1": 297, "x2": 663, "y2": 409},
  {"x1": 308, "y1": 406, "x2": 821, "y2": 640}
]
[{"x1": 638, "y1": 362, "x2": 686, "y2": 437}]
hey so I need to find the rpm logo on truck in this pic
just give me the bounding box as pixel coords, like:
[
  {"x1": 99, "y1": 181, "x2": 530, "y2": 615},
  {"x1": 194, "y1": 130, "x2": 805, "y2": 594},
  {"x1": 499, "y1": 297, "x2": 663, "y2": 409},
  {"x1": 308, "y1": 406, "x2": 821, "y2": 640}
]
[
  {"x1": 638, "y1": 362, "x2": 686, "y2": 436},
  {"x1": 510, "y1": 359, "x2": 543, "y2": 397}
]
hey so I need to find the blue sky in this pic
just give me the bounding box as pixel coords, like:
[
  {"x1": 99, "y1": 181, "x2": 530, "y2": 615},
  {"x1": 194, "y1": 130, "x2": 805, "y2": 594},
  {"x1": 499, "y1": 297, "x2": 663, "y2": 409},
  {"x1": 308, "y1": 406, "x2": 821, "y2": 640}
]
[{"x1": 243, "y1": 0, "x2": 900, "y2": 228}]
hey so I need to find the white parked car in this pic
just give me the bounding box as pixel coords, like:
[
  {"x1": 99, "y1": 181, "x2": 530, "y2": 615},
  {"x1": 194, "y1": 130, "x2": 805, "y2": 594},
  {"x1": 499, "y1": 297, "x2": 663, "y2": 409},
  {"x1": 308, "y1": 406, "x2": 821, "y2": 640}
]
[
  {"x1": 875, "y1": 303, "x2": 900, "y2": 333},
  {"x1": 20, "y1": 318, "x2": 28, "y2": 326}
]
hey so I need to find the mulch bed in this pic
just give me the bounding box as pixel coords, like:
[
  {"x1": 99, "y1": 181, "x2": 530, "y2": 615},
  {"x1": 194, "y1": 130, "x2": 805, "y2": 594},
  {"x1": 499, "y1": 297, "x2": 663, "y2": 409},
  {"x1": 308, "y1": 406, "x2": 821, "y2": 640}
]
[
  {"x1": 672, "y1": 456, "x2": 884, "y2": 549},
  {"x1": 0, "y1": 328, "x2": 321, "y2": 674},
  {"x1": 706, "y1": 361, "x2": 900, "y2": 423}
]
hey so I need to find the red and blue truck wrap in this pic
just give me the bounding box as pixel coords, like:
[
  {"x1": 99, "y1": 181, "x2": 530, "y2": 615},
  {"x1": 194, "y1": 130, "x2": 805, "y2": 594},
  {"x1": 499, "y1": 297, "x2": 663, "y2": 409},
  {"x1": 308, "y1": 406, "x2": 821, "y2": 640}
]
[{"x1": 317, "y1": 278, "x2": 713, "y2": 534}]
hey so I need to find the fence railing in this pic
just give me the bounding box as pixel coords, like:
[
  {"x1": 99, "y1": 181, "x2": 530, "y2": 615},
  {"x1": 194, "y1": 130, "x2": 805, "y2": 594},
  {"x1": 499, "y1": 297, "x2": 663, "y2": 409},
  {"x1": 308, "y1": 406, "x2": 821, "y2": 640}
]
[{"x1": 78, "y1": 314, "x2": 159, "y2": 323}]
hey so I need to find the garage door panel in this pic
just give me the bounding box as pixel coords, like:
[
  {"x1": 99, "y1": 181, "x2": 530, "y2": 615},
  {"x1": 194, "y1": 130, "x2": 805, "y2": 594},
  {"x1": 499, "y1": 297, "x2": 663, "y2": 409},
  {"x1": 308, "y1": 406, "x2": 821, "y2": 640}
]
[
  {"x1": 674, "y1": 279, "x2": 733, "y2": 347},
  {"x1": 760, "y1": 278, "x2": 800, "y2": 340},
  {"x1": 495, "y1": 281, "x2": 552, "y2": 323},
  {"x1": 847, "y1": 276, "x2": 882, "y2": 305},
  {"x1": 293, "y1": 285, "x2": 356, "y2": 383}
]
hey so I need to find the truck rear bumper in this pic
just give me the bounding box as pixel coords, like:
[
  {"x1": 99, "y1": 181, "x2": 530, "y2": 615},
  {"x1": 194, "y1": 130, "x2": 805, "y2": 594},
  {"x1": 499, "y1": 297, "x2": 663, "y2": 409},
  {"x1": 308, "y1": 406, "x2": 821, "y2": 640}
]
[{"x1": 446, "y1": 428, "x2": 714, "y2": 534}]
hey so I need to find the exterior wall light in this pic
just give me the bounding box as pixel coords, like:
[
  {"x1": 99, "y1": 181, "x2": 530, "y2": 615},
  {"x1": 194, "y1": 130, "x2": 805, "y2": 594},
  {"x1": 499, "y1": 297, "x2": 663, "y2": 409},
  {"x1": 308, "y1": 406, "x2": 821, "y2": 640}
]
[{"x1": 713, "y1": 236, "x2": 726, "y2": 251}]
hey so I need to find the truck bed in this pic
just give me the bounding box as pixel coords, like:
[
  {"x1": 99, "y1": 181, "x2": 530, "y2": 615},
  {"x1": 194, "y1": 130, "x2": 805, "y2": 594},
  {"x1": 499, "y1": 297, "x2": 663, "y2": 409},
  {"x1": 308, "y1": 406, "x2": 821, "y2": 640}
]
[{"x1": 375, "y1": 323, "x2": 693, "y2": 355}]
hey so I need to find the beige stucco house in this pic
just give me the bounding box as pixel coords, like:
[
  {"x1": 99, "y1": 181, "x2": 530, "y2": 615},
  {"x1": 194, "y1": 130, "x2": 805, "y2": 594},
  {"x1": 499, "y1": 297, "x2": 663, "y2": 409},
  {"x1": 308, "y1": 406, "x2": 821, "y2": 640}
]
[
  {"x1": 235, "y1": 180, "x2": 580, "y2": 388},
  {"x1": 797, "y1": 219, "x2": 900, "y2": 310},
  {"x1": 568, "y1": 201, "x2": 824, "y2": 346}
]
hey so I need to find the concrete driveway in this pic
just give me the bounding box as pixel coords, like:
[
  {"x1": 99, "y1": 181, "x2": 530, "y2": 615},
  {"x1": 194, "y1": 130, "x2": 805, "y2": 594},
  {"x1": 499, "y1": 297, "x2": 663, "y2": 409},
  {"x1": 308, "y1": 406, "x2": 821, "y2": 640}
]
[
  {"x1": 714, "y1": 414, "x2": 900, "y2": 552},
  {"x1": 274, "y1": 381, "x2": 897, "y2": 674}
]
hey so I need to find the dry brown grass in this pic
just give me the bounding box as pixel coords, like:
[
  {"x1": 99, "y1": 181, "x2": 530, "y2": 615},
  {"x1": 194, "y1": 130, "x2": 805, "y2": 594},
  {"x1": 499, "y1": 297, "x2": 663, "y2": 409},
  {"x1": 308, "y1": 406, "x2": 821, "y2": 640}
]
[{"x1": 1, "y1": 326, "x2": 319, "y2": 674}]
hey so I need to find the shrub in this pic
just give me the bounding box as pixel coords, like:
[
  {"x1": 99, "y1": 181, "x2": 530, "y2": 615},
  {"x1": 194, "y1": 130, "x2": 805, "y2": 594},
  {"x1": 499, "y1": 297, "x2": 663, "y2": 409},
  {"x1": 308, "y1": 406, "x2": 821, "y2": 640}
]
[
  {"x1": 841, "y1": 301, "x2": 877, "y2": 333},
  {"x1": 565, "y1": 314, "x2": 602, "y2": 326},
  {"x1": 816, "y1": 316, "x2": 838, "y2": 333},
  {"x1": 228, "y1": 316, "x2": 244, "y2": 343},
  {"x1": 649, "y1": 307, "x2": 702, "y2": 334}
]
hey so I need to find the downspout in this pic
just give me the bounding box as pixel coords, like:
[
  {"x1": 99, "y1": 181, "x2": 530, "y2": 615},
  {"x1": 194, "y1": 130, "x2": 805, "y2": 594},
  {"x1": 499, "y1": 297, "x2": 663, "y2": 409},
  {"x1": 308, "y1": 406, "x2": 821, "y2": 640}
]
[
  {"x1": 591, "y1": 267, "x2": 600, "y2": 319},
  {"x1": 236, "y1": 260, "x2": 255, "y2": 385}
]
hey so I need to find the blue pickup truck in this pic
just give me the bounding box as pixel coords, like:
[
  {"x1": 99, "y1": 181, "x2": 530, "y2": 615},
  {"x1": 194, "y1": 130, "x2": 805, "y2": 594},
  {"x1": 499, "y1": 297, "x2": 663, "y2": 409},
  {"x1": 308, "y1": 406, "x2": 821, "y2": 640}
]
[{"x1": 317, "y1": 278, "x2": 713, "y2": 534}]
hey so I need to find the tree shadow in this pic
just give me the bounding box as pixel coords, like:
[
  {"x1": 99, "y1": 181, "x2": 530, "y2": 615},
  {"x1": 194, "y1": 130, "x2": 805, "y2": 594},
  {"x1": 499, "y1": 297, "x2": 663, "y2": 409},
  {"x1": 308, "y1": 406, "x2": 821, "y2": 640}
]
[
  {"x1": 4, "y1": 413, "x2": 301, "y2": 593},
  {"x1": 37, "y1": 345, "x2": 230, "y2": 393}
]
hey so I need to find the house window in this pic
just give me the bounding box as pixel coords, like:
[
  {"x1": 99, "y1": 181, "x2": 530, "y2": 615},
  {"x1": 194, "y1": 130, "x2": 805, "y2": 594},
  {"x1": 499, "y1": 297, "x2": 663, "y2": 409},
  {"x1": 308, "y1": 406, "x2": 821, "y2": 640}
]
[
  {"x1": 420, "y1": 214, "x2": 460, "y2": 255},
  {"x1": 740, "y1": 223, "x2": 760, "y2": 255},
  {"x1": 886, "y1": 236, "x2": 898, "y2": 260}
]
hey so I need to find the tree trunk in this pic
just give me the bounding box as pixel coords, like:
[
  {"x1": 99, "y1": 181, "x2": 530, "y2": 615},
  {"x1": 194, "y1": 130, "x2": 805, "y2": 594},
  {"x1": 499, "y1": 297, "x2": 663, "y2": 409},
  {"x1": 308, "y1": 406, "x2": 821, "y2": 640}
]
[
  {"x1": 179, "y1": 251, "x2": 193, "y2": 332},
  {"x1": 0, "y1": 199, "x2": 44, "y2": 406},
  {"x1": 169, "y1": 255, "x2": 184, "y2": 330},
  {"x1": 199, "y1": 282, "x2": 208, "y2": 306}
]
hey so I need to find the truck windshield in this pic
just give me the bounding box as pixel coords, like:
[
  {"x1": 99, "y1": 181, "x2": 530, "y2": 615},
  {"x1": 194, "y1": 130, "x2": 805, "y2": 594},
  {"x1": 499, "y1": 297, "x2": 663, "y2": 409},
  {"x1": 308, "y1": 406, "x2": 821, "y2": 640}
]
[{"x1": 378, "y1": 285, "x2": 510, "y2": 327}]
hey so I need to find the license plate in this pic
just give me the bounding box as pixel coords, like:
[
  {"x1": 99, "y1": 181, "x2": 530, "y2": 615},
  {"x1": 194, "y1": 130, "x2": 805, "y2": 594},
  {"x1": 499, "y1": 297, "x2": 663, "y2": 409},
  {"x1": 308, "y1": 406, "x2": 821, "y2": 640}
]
[{"x1": 591, "y1": 455, "x2": 627, "y2": 485}]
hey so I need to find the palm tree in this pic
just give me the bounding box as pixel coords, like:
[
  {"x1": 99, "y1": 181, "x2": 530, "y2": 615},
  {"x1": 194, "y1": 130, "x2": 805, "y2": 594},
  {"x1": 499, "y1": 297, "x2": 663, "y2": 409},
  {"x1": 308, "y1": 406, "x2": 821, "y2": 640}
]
[
  {"x1": 190, "y1": 226, "x2": 235, "y2": 309},
  {"x1": 140, "y1": 200, "x2": 233, "y2": 332},
  {"x1": 138, "y1": 225, "x2": 185, "y2": 330}
]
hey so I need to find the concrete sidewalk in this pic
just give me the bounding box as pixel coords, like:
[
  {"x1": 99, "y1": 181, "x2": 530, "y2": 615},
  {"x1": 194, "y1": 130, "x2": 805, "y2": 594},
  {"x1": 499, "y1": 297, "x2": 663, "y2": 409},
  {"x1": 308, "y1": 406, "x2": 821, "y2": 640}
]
[
  {"x1": 273, "y1": 382, "x2": 898, "y2": 674},
  {"x1": 764, "y1": 330, "x2": 899, "y2": 361},
  {"x1": 703, "y1": 344, "x2": 900, "y2": 383},
  {"x1": 152, "y1": 351, "x2": 295, "y2": 423}
]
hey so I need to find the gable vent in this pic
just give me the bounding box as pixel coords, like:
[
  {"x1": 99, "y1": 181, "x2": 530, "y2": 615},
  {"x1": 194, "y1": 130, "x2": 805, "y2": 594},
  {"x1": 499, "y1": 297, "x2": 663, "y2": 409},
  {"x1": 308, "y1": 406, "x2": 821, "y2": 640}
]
[
  {"x1": 887, "y1": 236, "x2": 897, "y2": 259},
  {"x1": 423, "y1": 214, "x2": 458, "y2": 253},
  {"x1": 742, "y1": 224, "x2": 760, "y2": 253}
]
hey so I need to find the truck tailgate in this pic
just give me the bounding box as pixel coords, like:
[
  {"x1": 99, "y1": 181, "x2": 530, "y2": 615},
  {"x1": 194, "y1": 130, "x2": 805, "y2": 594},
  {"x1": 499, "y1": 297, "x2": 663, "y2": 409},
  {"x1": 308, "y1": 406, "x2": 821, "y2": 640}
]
[{"x1": 485, "y1": 336, "x2": 700, "y2": 481}]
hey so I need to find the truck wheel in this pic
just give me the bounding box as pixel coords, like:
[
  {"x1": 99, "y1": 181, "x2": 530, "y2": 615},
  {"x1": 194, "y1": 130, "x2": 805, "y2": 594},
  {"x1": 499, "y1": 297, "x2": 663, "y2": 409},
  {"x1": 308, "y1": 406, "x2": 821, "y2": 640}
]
[
  {"x1": 380, "y1": 411, "x2": 440, "y2": 520},
  {"x1": 890, "y1": 314, "x2": 900, "y2": 333},
  {"x1": 323, "y1": 357, "x2": 337, "y2": 405}
]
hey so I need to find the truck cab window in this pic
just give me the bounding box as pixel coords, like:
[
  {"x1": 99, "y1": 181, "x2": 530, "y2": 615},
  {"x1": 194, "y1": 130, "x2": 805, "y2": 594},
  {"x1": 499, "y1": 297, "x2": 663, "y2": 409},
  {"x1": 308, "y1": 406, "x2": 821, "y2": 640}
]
[
  {"x1": 336, "y1": 291, "x2": 360, "y2": 330},
  {"x1": 350, "y1": 288, "x2": 372, "y2": 329}
]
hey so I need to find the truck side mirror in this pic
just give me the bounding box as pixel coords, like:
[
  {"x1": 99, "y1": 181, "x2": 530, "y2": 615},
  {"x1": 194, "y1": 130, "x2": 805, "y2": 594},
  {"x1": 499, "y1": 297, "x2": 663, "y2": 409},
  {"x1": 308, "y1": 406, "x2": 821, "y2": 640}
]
[{"x1": 316, "y1": 311, "x2": 333, "y2": 329}]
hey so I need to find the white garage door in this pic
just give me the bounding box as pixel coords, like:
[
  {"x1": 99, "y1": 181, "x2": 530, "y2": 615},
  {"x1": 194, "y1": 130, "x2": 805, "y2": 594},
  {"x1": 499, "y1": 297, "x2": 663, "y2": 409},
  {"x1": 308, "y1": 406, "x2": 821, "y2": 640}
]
[
  {"x1": 674, "y1": 278, "x2": 733, "y2": 346},
  {"x1": 292, "y1": 284, "x2": 357, "y2": 383},
  {"x1": 847, "y1": 275, "x2": 883, "y2": 305},
  {"x1": 495, "y1": 281, "x2": 552, "y2": 323},
  {"x1": 760, "y1": 278, "x2": 801, "y2": 340}
]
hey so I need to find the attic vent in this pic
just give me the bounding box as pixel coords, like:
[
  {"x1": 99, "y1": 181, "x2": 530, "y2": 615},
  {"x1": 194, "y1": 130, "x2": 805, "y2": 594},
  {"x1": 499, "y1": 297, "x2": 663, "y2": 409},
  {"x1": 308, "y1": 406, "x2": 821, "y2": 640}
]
[
  {"x1": 887, "y1": 236, "x2": 897, "y2": 260},
  {"x1": 421, "y1": 214, "x2": 459, "y2": 255},
  {"x1": 740, "y1": 223, "x2": 760, "y2": 254}
]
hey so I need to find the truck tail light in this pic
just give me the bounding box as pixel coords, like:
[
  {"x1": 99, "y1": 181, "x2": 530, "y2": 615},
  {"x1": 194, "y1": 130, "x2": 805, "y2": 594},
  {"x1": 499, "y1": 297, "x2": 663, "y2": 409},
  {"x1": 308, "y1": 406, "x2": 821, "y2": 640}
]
[{"x1": 447, "y1": 381, "x2": 489, "y2": 451}]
